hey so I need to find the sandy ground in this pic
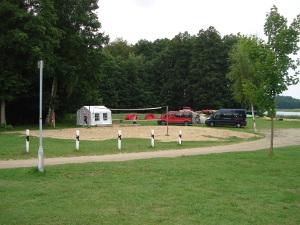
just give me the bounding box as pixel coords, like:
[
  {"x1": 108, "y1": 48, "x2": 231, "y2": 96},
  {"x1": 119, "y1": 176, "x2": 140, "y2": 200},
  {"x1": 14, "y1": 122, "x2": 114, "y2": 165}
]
[
  {"x1": 1, "y1": 127, "x2": 300, "y2": 169},
  {"x1": 28, "y1": 125, "x2": 256, "y2": 142}
]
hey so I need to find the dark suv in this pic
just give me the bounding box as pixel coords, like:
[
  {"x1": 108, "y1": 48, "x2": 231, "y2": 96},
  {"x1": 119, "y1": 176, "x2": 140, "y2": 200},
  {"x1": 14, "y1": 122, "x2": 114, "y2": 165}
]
[{"x1": 205, "y1": 109, "x2": 247, "y2": 128}]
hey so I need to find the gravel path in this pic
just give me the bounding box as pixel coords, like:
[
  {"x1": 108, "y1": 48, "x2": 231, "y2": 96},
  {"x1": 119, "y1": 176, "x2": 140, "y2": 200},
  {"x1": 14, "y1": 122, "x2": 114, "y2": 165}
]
[{"x1": 1, "y1": 128, "x2": 299, "y2": 169}]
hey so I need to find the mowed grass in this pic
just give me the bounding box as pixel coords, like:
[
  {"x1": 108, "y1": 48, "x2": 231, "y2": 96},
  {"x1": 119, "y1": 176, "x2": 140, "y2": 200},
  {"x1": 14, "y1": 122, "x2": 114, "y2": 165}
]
[
  {"x1": 0, "y1": 146, "x2": 299, "y2": 225},
  {"x1": 1, "y1": 117, "x2": 300, "y2": 160},
  {"x1": 0, "y1": 132, "x2": 255, "y2": 160}
]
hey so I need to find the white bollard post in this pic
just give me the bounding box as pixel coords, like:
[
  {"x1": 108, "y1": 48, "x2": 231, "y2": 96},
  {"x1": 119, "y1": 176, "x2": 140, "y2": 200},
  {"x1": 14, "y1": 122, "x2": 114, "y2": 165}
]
[
  {"x1": 76, "y1": 130, "x2": 80, "y2": 150},
  {"x1": 26, "y1": 129, "x2": 29, "y2": 152},
  {"x1": 179, "y1": 130, "x2": 182, "y2": 145},
  {"x1": 151, "y1": 129, "x2": 155, "y2": 147},
  {"x1": 118, "y1": 130, "x2": 122, "y2": 150}
]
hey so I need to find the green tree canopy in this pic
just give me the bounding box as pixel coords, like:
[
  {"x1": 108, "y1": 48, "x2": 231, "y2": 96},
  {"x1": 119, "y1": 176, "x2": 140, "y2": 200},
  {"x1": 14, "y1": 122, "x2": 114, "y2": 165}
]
[
  {"x1": 276, "y1": 95, "x2": 300, "y2": 109},
  {"x1": 189, "y1": 27, "x2": 235, "y2": 110},
  {"x1": 227, "y1": 5, "x2": 300, "y2": 155},
  {"x1": 0, "y1": 0, "x2": 62, "y2": 124}
]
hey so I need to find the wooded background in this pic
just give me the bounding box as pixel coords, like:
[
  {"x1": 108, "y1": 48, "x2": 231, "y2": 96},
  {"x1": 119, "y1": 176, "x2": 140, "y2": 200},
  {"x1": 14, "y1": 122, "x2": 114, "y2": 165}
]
[{"x1": 1, "y1": 1, "x2": 299, "y2": 125}]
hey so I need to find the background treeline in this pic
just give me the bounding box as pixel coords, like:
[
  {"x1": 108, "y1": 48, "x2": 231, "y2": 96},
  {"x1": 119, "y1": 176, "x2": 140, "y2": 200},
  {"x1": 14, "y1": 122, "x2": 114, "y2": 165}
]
[
  {"x1": 101, "y1": 31, "x2": 240, "y2": 111},
  {"x1": 276, "y1": 96, "x2": 300, "y2": 109},
  {"x1": 0, "y1": 1, "x2": 298, "y2": 125},
  {"x1": 1, "y1": 0, "x2": 109, "y2": 125}
]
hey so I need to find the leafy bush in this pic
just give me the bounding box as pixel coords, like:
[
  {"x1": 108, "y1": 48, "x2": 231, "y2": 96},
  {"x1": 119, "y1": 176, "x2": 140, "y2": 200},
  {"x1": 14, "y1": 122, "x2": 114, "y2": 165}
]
[{"x1": 0, "y1": 123, "x2": 13, "y2": 131}]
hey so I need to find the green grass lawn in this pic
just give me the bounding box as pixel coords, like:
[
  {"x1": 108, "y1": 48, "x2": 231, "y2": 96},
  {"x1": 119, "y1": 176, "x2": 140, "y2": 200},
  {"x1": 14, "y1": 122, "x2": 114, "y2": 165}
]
[
  {"x1": 239, "y1": 116, "x2": 300, "y2": 130},
  {"x1": 1, "y1": 117, "x2": 300, "y2": 160},
  {"x1": 1, "y1": 116, "x2": 299, "y2": 224},
  {"x1": 0, "y1": 132, "x2": 259, "y2": 160},
  {"x1": 1, "y1": 146, "x2": 299, "y2": 225}
]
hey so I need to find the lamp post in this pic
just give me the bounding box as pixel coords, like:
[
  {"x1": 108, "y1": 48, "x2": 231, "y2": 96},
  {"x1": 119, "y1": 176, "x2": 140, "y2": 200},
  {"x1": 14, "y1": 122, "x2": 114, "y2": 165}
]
[{"x1": 38, "y1": 60, "x2": 44, "y2": 172}]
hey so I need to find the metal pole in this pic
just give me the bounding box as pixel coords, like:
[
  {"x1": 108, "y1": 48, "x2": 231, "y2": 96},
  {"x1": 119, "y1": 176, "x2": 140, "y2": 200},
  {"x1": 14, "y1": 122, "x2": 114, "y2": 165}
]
[{"x1": 38, "y1": 60, "x2": 44, "y2": 172}]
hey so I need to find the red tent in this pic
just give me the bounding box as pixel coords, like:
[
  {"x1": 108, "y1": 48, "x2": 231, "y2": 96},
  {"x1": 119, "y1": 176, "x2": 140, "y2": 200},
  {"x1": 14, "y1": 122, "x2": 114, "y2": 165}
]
[
  {"x1": 144, "y1": 114, "x2": 157, "y2": 120},
  {"x1": 125, "y1": 114, "x2": 138, "y2": 120}
]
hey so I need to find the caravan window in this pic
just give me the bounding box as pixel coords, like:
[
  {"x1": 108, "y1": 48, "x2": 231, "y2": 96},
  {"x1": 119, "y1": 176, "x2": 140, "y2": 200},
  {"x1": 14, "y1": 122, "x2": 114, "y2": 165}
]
[
  {"x1": 174, "y1": 113, "x2": 182, "y2": 117},
  {"x1": 95, "y1": 113, "x2": 99, "y2": 121},
  {"x1": 103, "y1": 113, "x2": 108, "y2": 121}
]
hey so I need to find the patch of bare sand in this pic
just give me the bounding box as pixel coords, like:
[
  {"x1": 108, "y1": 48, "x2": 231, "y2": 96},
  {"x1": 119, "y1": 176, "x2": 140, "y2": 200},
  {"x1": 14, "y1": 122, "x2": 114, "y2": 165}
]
[{"x1": 28, "y1": 125, "x2": 256, "y2": 142}]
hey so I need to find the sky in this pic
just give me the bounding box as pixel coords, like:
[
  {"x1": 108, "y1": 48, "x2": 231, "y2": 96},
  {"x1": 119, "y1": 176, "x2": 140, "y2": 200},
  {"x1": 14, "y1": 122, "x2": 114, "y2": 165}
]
[{"x1": 97, "y1": 0, "x2": 300, "y2": 99}]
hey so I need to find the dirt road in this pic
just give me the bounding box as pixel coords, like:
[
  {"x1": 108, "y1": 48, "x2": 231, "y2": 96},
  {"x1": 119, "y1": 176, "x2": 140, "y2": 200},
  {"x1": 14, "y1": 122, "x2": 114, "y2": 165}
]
[{"x1": 1, "y1": 128, "x2": 299, "y2": 169}]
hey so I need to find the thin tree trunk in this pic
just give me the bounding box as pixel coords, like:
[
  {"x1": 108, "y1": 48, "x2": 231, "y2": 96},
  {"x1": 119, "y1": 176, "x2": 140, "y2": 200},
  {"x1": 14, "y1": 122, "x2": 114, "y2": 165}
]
[
  {"x1": 251, "y1": 104, "x2": 257, "y2": 133},
  {"x1": 269, "y1": 115, "x2": 274, "y2": 156},
  {"x1": 45, "y1": 76, "x2": 57, "y2": 126},
  {"x1": 269, "y1": 97, "x2": 276, "y2": 157},
  {"x1": 0, "y1": 99, "x2": 6, "y2": 125}
]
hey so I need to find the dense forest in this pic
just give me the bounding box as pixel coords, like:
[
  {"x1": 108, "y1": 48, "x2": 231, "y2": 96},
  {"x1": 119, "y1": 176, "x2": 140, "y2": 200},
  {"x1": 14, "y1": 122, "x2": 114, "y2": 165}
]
[
  {"x1": 276, "y1": 96, "x2": 300, "y2": 109},
  {"x1": 0, "y1": 1, "x2": 298, "y2": 125}
]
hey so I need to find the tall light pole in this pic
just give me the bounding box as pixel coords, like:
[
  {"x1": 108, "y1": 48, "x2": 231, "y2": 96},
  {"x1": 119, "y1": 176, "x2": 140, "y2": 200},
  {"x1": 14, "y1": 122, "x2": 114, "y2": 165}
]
[{"x1": 38, "y1": 60, "x2": 44, "y2": 172}]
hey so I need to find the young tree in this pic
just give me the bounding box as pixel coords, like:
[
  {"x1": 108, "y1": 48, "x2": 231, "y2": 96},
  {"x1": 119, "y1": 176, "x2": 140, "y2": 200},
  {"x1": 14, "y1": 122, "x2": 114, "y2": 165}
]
[
  {"x1": 227, "y1": 35, "x2": 262, "y2": 133},
  {"x1": 228, "y1": 6, "x2": 299, "y2": 156},
  {"x1": 262, "y1": 5, "x2": 300, "y2": 155}
]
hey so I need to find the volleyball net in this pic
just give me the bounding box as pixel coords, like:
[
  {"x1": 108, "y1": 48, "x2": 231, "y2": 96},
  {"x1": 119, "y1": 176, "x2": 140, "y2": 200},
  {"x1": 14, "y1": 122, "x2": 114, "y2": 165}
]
[{"x1": 109, "y1": 106, "x2": 164, "y2": 111}]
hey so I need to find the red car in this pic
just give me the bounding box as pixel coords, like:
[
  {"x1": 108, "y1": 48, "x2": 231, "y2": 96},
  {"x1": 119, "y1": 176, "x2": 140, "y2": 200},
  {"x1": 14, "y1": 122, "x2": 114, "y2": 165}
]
[{"x1": 157, "y1": 111, "x2": 193, "y2": 126}]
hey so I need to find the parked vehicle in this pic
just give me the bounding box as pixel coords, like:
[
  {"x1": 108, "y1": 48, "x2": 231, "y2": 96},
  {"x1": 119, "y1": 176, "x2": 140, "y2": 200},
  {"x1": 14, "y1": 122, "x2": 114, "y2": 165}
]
[
  {"x1": 157, "y1": 111, "x2": 193, "y2": 126},
  {"x1": 182, "y1": 106, "x2": 193, "y2": 111},
  {"x1": 201, "y1": 110, "x2": 215, "y2": 117},
  {"x1": 205, "y1": 109, "x2": 247, "y2": 128}
]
